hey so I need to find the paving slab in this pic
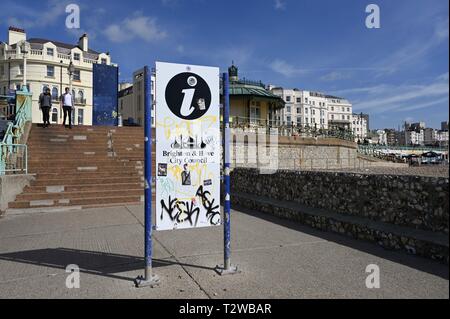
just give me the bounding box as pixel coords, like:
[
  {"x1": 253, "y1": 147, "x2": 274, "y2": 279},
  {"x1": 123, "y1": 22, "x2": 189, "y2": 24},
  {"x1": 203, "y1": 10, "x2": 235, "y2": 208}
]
[{"x1": 0, "y1": 204, "x2": 447, "y2": 299}]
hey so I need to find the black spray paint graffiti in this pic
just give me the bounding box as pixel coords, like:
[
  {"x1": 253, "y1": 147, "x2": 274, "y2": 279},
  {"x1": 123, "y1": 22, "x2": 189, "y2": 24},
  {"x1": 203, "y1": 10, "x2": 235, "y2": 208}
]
[
  {"x1": 160, "y1": 186, "x2": 220, "y2": 227},
  {"x1": 195, "y1": 186, "x2": 221, "y2": 226},
  {"x1": 160, "y1": 196, "x2": 200, "y2": 227}
]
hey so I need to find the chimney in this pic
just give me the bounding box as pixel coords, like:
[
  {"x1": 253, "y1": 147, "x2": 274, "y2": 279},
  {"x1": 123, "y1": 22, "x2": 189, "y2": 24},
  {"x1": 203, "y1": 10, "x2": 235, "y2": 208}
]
[
  {"x1": 8, "y1": 26, "x2": 26, "y2": 45},
  {"x1": 78, "y1": 33, "x2": 88, "y2": 52}
]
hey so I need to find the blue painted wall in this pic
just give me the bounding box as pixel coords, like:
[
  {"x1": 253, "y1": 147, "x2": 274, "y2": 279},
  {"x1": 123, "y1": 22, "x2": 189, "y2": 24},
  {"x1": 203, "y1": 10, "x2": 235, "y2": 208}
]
[{"x1": 93, "y1": 64, "x2": 119, "y2": 126}]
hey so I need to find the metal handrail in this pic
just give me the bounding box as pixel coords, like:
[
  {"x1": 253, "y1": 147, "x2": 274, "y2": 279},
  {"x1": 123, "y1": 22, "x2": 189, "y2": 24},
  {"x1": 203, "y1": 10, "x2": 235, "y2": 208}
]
[
  {"x1": 1, "y1": 90, "x2": 32, "y2": 175},
  {"x1": 227, "y1": 116, "x2": 355, "y2": 141}
]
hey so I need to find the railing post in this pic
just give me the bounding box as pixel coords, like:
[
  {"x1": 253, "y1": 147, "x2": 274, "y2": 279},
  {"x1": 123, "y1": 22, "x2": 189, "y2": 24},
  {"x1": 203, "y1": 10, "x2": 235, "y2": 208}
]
[{"x1": 216, "y1": 72, "x2": 239, "y2": 276}]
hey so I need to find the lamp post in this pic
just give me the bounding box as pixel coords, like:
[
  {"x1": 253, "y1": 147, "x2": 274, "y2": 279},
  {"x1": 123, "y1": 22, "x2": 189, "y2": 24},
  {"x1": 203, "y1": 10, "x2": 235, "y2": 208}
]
[
  {"x1": 59, "y1": 60, "x2": 64, "y2": 121},
  {"x1": 7, "y1": 57, "x2": 11, "y2": 91},
  {"x1": 68, "y1": 60, "x2": 75, "y2": 92},
  {"x1": 19, "y1": 41, "x2": 30, "y2": 92}
]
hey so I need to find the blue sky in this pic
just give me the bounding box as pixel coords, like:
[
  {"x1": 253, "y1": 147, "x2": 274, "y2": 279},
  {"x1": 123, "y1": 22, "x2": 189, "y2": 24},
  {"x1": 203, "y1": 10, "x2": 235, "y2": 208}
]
[{"x1": 1, "y1": 0, "x2": 448, "y2": 129}]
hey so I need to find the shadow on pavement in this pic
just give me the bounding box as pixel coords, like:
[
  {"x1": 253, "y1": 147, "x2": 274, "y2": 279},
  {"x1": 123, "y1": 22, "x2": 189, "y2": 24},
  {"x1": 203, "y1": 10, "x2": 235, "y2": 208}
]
[
  {"x1": 233, "y1": 204, "x2": 449, "y2": 280},
  {"x1": 0, "y1": 248, "x2": 215, "y2": 282}
]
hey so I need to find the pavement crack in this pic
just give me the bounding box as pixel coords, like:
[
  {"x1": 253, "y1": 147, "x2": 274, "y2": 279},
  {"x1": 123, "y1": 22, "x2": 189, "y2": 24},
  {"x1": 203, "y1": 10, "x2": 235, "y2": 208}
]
[{"x1": 153, "y1": 236, "x2": 213, "y2": 299}]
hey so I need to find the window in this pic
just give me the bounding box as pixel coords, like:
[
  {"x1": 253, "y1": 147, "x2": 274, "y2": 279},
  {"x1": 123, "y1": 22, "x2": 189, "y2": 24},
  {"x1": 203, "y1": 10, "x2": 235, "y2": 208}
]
[
  {"x1": 51, "y1": 108, "x2": 58, "y2": 123},
  {"x1": 0, "y1": 65, "x2": 4, "y2": 76},
  {"x1": 286, "y1": 96, "x2": 291, "y2": 102},
  {"x1": 296, "y1": 97, "x2": 301, "y2": 103},
  {"x1": 19, "y1": 64, "x2": 24, "y2": 75},
  {"x1": 250, "y1": 106, "x2": 260, "y2": 124},
  {"x1": 312, "y1": 109, "x2": 315, "y2": 116},
  {"x1": 101, "y1": 58, "x2": 107, "y2": 65},
  {"x1": 73, "y1": 70, "x2": 80, "y2": 81},
  {"x1": 47, "y1": 48, "x2": 54, "y2": 56},
  {"x1": 286, "y1": 116, "x2": 291, "y2": 124},
  {"x1": 331, "y1": 114, "x2": 335, "y2": 120},
  {"x1": 305, "y1": 98, "x2": 308, "y2": 103},
  {"x1": 297, "y1": 107, "x2": 301, "y2": 114},
  {"x1": 78, "y1": 109, "x2": 84, "y2": 125},
  {"x1": 74, "y1": 53, "x2": 81, "y2": 61},
  {"x1": 52, "y1": 87, "x2": 58, "y2": 100},
  {"x1": 286, "y1": 106, "x2": 291, "y2": 113},
  {"x1": 47, "y1": 66, "x2": 55, "y2": 77},
  {"x1": 305, "y1": 108, "x2": 308, "y2": 114},
  {"x1": 347, "y1": 107, "x2": 350, "y2": 112}
]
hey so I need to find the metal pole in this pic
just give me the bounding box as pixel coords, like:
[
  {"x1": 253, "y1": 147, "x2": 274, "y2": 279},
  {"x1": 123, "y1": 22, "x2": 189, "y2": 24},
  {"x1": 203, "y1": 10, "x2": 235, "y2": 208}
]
[
  {"x1": 215, "y1": 72, "x2": 238, "y2": 275},
  {"x1": 23, "y1": 54, "x2": 27, "y2": 90},
  {"x1": 7, "y1": 57, "x2": 11, "y2": 91},
  {"x1": 135, "y1": 65, "x2": 159, "y2": 288}
]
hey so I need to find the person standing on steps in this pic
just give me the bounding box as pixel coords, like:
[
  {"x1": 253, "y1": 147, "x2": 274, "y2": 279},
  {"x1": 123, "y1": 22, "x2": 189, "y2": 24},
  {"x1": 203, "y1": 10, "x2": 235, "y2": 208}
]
[
  {"x1": 61, "y1": 87, "x2": 74, "y2": 129},
  {"x1": 38, "y1": 87, "x2": 52, "y2": 128}
]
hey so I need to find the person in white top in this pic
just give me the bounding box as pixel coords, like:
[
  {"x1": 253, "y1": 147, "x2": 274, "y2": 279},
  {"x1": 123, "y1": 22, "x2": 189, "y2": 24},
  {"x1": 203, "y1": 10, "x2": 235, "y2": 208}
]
[{"x1": 60, "y1": 87, "x2": 75, "y2": 129}]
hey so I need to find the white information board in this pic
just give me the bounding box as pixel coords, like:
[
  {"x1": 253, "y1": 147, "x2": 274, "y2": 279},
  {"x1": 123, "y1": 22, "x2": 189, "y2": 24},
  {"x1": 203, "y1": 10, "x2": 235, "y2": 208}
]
[{"x1": 155, "y1": 62, "x2": 221, "y2": 231}]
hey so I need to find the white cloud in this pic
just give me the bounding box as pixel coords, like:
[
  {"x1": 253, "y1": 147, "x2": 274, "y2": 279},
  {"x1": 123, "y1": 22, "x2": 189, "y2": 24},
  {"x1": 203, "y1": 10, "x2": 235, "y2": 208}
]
[
  {"x1": 274, "y1": 0, "x2": 286, "y2": 10},
  {"x1": 104, "y1": 13, "x2": 167, "y2": 43},
  {"x1": 320, "y1": 71, "x2": 351, "y2": 82},
  {"x1": 346, "y1": 74, "x2": 449, "y2": 114},
  {"x1": 2, "y1": 0, "x2": 68, "y2": 29},
  {"x1": 269, "y1": 59, "x2": 308, "y2": 77},
  {"x1": 374, "y1": 18, "x2": 449, "y2": 77}
]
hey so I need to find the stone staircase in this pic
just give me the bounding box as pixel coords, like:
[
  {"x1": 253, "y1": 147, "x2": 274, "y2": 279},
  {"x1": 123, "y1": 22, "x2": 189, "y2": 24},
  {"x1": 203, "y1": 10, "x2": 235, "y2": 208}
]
[{"x1": 8, "y1": 124, "x2": 154, "y2": 212}]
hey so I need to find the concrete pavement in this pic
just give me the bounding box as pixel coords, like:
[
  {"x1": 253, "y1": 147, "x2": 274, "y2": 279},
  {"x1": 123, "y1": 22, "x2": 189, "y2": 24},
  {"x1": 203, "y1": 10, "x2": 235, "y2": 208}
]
[{"x1": 0, "y1": 204, "x2": 448, "y2": 299}]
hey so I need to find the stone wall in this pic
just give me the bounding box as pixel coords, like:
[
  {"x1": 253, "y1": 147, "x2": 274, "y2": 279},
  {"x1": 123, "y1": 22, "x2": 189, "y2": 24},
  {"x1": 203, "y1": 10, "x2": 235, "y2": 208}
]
[
  {"x1": 228, "y1": 129, "x2": 403, "y2": 171},
  {"x1": 231, "y1": 168, "x2": 449, "y2": 234},
  {"x1": 0, "y1": 174, "x2": 35, "y2": 214}
]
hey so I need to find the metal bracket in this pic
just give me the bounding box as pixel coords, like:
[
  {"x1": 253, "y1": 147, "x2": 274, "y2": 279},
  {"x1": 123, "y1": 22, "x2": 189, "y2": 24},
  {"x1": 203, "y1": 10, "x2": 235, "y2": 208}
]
[
  {"x1": 134, "y1": 274, "x2": 160, "y2": 288},
  {"x1": 214, "y1": 264, "x2": 240, "y2": 276}
]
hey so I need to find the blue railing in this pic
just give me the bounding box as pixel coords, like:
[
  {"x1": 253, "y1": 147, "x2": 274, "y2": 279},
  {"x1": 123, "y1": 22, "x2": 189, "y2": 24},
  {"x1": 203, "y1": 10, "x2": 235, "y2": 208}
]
[{"x1": 1, "y1": 89, "x2": 32, "y2": 175}]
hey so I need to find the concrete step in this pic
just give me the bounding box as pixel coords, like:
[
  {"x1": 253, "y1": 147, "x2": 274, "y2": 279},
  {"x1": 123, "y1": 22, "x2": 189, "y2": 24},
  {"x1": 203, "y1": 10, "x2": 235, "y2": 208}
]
[
  {"x1": 16, "y1": 188, "x2": 145, "y2": 201},
  {"x1": 7, "y1": 125, "x2": 154, "y2": 211},
  {"x1": 23, "y1": 182, "x2": 145, "y2": 194},
  {"x1": 9, "y1": 194, "x2": 146, "y2": 209},
  {"x1": 31, "y1": 176, "x2": 145, "y2": 187},
  {"x1": 33, "y1": 171, "x2": 144, "y2": 180}
]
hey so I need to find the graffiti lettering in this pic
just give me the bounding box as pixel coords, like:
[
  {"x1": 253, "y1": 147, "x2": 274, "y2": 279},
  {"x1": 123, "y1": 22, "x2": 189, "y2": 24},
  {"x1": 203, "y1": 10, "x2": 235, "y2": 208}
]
[
  {"x1": 160, "y1": 196, "x2": 200, "y2": 227},
  {"x1": 196, "y1": 186, "x2": 221, "y2": 225}
]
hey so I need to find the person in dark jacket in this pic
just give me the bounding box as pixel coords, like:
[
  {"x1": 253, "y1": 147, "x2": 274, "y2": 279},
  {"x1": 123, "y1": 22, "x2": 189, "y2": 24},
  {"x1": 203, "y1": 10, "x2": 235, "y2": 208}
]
[{"x1": 39, "y1": 88, "x2": 52, "y2": 128}]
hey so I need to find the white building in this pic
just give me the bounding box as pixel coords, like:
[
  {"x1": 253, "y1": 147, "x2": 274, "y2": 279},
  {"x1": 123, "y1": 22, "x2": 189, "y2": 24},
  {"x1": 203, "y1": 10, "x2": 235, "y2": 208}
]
[
  {"x1": 0, "y1": 27, "x2": 114, "y2": 126},
  {"x1": 352, "y1": 113, "x2": 369, "y2": 142},
  {"x1": 326, "y1": 95, "x2": 352, "y2": 130},
  {"x1": 270, "y1": 87, "x2": 329, "y2": 129},
  {"x1": 405, "y1": 129, "x2": 424, "y2": 146},
  {"x1": 374, "y1": 129, "x2": 387, "y2": 145},
  {"x1": 437, "y1": 130, "x2": 449, "y2": 145},
  {"x1": 118, "y1": 68, "x2": 155, "y2": 127}
]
